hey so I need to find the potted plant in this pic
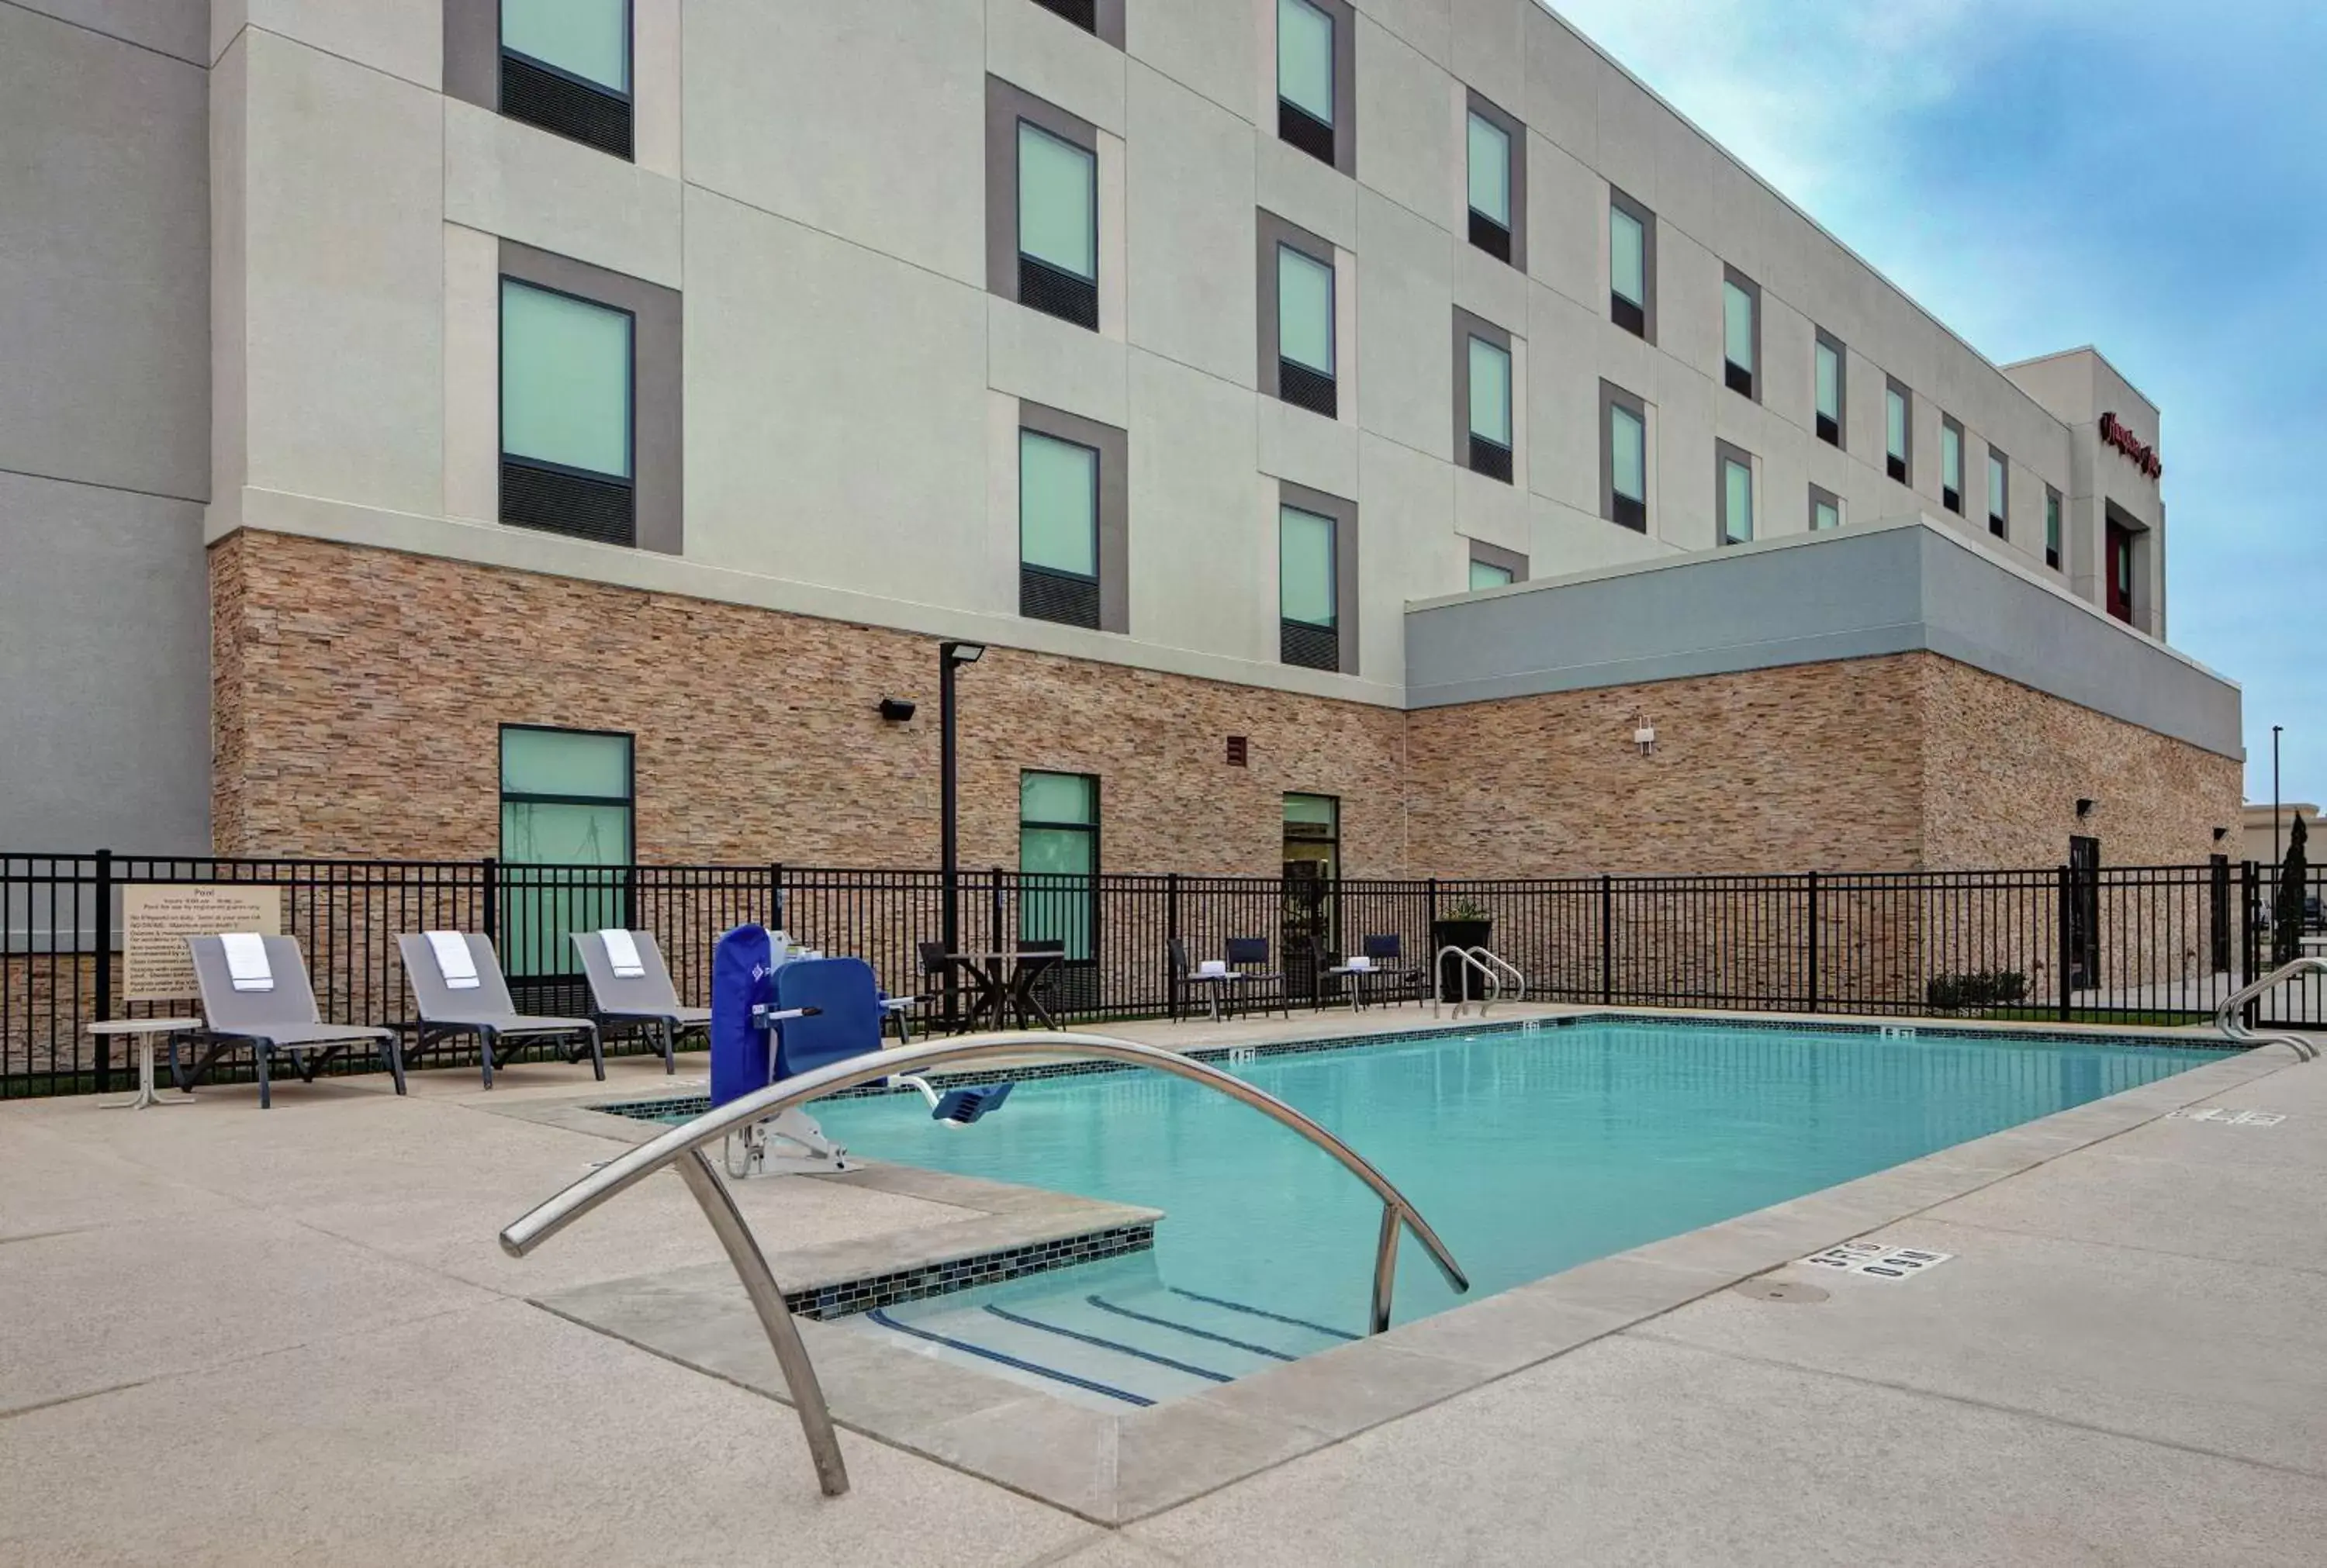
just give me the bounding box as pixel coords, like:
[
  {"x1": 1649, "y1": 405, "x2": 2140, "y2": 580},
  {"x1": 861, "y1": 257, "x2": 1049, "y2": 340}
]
[{"x1": 1431, "y1": 896, "x2": 1495, "y2": 1003}]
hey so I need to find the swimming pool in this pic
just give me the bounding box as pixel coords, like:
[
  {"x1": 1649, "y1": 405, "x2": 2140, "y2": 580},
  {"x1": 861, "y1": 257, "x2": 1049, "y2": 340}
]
[{"x1": 656, "y1": 1017, "x2": 2222, "y2": 1404}]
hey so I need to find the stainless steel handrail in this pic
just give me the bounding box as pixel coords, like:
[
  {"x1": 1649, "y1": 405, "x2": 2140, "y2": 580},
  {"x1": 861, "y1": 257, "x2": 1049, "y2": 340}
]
[
  {"x1": 1468, "y1": 945, "x2": 1527, "y2": 1000},
  {"x1": 501, "y1": 1030, "x2": 1471, "y2": 1497},
  {"x1": 1432, "y1": 946, "x2": 1502, "y2": 1018},
  {"x1": 2211, "y1": 958, "x2": 2324, "y2": 1062}
]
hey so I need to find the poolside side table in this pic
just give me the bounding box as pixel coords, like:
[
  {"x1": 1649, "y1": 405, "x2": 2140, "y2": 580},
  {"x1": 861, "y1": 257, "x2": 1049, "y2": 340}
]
[{"x1": 87, "y1": 1018, "x2": 204, "y2": 1110}]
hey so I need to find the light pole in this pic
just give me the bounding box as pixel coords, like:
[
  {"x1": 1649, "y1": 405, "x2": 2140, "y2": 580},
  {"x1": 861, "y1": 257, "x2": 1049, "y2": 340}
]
[{"x1": 939, "y1": 641, "x2": 986, "y2": 1025}]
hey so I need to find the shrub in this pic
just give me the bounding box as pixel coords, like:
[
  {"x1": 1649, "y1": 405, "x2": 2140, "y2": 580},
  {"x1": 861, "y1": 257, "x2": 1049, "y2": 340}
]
[{"x1": 1924, "y1": 970, "x2": 2028, "y2": 1014}]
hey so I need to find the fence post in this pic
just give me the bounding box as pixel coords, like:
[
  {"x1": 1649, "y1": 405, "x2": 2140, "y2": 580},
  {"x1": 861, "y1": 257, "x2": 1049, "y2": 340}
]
[
  {"x1": 93, "y1": 848, "x2": 115, "y2": 1092},
  {"x1": 769, "y1": 862, "x2": 785, "y2": 931},
  {"x1": 1805, "y1": 870, "x2": 1820, "y2": 1014},
  {"x1": 990, "y1": 869, "x2": 1005, "y2": 955},
  {"x1": 2056, "y1": 864, "x2": 2072, "y2": 1024},
  {"x1": 2242, "y1": 861, "x2": 2262, "y2": 1029},
  {"x1": 1599, "y1": 874, "x2": 1614, "y2": 1006},
  {"x1": 482, "y1": 856, "x2": 499, "y2": 943},
  {"x1": 1165, "y1": 872, "x2": 1181, "y2": 1020}
]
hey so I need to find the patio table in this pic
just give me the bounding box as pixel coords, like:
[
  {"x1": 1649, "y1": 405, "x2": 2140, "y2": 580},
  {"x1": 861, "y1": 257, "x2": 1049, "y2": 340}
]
[
  {"x1": 944, "y1": 951, "x2": 1066, "y2": 1032},
  {"x1": 86, "y1": 1017, "x2": 204, "y2": 1110}
]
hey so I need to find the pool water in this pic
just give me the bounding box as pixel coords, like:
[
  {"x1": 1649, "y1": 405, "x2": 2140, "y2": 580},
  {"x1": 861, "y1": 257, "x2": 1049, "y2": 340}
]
[{"x1": 807, "y1": 1020, "x2": 2218, "y2": 1339}]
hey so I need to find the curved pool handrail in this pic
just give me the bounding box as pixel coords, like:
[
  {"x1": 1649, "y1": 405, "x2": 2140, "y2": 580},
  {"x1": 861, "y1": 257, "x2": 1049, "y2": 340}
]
[
  {"x1": 2212, "y1": 958, "x2": 2325, "y2": 1062},
  {"x1": 500, "y1": 1030, "x2": 1471, "y2": 1498}
]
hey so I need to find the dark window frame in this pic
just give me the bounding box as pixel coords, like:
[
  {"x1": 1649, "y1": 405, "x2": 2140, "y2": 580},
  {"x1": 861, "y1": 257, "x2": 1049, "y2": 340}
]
[
  {"x1": 497, "y1": 722, "x2": 638, "y2": 982},
  {"x1": 1599, "y1": 379, "x2": 1650, "y2": 534},
  {"x1": 1809, "y1": 482, "x2": 1842, "y2": 533},
  {"x1": 1275, "y1": 0, "x2": 1357, "y2": 175},
  {"x1": 444, "y1": 1, "x2": 638, "y2": 161},
  {"x1": 1453, "y1": 308, "x2": 1516, "y2": 485},
  {"x1": 1464, "y1": 89, "x2": 1527, "y2": 271},
  {"x1": 1026, "y1": 0, "x2": 1125, "y2": 47},
  {"x1": 1608, "y1": 186, "x2": 1657, "y2": 342},
  {"x1": 1257, "y1": 209, "x2": 1339, "y2": 420},
  {"x1": 2045, "y1": 485, "x2": 2064, "y2": 570},
  {"x1": 496, "y1": 239, "x2": 682, "y2": 554},
  {"x1": 1814, "y1": 329, "x2": 1846, "y2": 448},
  {"x1": 1468, "y1": 538, "x2": 1527, "y2": 588},
  {"x1": 1986, "y1": 446, "x2": 2010, "y2": 539},
  {"x1": 1015, "y1": 400, "x2": 1129, "y2": 634},
  {"x1": 1884, "y1": 377, "x2": 1914, "y2": 486},
  {"x1": 1715, "y1": 440, "x2": 1755, "y2": 547},
  {"x1": 1939, "y1": 414, "x2": 1966, "y2": 515},
  {"x1": 1018, "y1": 769, "x2": 1102, "y2": 963},
  {"x1": 1277, "y1": 481, "x2": 1359, "y2": 675},
  {"x1": 1720, "y1": 265, "x2": 1761, "y2": 402},
  {"x1": 986, "y1": 78, "x2": 1101, "y2": 332}
]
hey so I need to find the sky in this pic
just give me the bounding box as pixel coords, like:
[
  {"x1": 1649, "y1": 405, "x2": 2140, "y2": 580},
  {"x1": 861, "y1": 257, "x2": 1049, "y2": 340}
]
[{"x1": 1546, "y1": 0, "x2": 2325, "y2": 808}]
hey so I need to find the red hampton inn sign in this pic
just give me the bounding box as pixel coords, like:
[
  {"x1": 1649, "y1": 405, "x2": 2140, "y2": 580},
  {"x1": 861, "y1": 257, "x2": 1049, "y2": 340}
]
[{"x1": 2099, "y1": 412, "x2": 2162, "y2": 479}]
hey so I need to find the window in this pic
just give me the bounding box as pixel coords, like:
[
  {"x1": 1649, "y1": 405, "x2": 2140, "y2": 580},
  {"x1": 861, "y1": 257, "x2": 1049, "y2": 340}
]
[
  {"x1": 1885, "y1": 380, "x2": 1912, "y2": 484},
  {"x1": 1810, "y1": 484, "x2": 1842, "y2": 533},
  {"x1": 1455, "y1": 312, "x2": 1513, "y2": 484},
  {"x1": 499, "y1": 724, "x2": 633, "y2": 979},
  {"x1": 1279, "y1": 504, "x2": 1338, "y2": 670},
  {"x1": 1026, "y1": 0, "x2": 1123, "y2": 44},
  {"x1": 1601, "y1": 381, "x2": 1649, "y2": 533},
  {"x1": 500, "y1": 277, "x2": 635, "y2": 546},
  {"x1": 1721, "y1": 269, "x2": 1758, "y2": 400},
  {"x1": 1277, "y1": 0, "x2": 1343, "y2": 168},
  {"x1": 1020, "y1": 772, "x2": 1098, "y2": 962},
  {"x1": 1717, "y1": 443, "x2": 1754, "y2": 546},
  {"x1": 1468, "y1": 541, "x2": 1525, "y2": 591},
  {"x1": 2045, "y1": 487, "x2": 2063, "y2": 569},
  {"x1": 1986, "y1": 449, "x2": 2009, "y2": 538},
  {"x1": 1283, "y1": 793, "x2": 1339, "y2": 882},
  {"x1": 1019, "y1": 430, "x2": 1098, "y2": 628},
  {"x1": 1464, "y1": 95, "x2": 1526, "y2": 268},
  {"x1": 1268, "y1": 223, "x2": 1338, "y2": 418},
  {"x1": 1609, "y1": 188, "x2": 1654, "y2": 340},
  {"x1": 497, "y1": 0, "x2": 632, "y2": 159},
  {"x1": 1017, "y1": 121, "x2": 1098, "y2": 330},
  {"x1": 1814, "y1": 332, "x2": 1845, "y2": 447},
  {"x1": 1940, "y1": 416, "x2": 1964, "y2": 514},
  {"x1": 2106, "y1": 513, "x2": 2139, "y2": 624}
]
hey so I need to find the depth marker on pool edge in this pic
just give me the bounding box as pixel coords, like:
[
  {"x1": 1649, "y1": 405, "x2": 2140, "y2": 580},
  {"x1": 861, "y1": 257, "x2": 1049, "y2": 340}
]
[{"x1": 1800, "y1": 1241, "x2": 1954, "y2": 1281}]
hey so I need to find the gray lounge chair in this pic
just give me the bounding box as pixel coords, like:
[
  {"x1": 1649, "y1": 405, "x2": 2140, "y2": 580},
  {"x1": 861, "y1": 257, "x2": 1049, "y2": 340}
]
[
  {"x1": 396, "y1": 932, "x2": 603, "y2": 1090},
  {"x1": 181, "y1": 934, "x2": 404, "y2": 1109},
  {"x1": 572, "y1": 928, "x2": 703, "y2": 1074}
]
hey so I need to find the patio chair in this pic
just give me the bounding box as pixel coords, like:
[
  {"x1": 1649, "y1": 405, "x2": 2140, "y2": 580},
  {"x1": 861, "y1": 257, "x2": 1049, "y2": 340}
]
[
  {"x1": 1168, "y1": 938, "x2": 1246, "y2": 1022},
  {"x1": 396, "y1": 931, "x2": 603, "y2": 1090},
  {"x1": 1225, "y1": 937, "x2": 1289, "y2": 1021},
  {"x1": 180, "y1": 934, "x2": 404, "y2": 1110},
  {"x1": 572, "y1": 927, "x2": 701, "y2": 1074},
  {"x1": 1359, "y1": 933, "x2": 1430, "y2": 1009}
]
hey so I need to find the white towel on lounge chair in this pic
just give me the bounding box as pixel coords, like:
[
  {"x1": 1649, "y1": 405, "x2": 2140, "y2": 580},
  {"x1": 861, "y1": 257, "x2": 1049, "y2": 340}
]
[
  {"x1": 599, "y1": 928, "x2": 645, "y2": 978},
  {"x1": 221, "y1": 931, "x2": 274, "y2": 991},
  {"x1": 425, "y1": 930, "x2": 481, "y2": 989}
]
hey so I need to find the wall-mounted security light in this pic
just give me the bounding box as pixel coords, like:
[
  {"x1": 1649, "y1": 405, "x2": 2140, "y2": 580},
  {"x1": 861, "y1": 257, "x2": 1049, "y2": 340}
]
[
  {"x1": 877, "y1": 698, "x2": 917, "y2": 723},
  {"x1": 1633, "y1": 712, "x2": 1657, "y2": 758},
  {"x1": 2076, "y1": 798, "x2": 2096, "y2": 820}
]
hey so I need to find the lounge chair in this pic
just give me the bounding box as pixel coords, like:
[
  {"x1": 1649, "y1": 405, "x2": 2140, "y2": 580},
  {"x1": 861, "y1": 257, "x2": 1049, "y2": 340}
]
[
  {"x1": 396, "y1": 931, "x2": 603, "y2": 1090},
  {"x1": 180, "y1": 934, "x2": 404, "y2": 1109},
  {"x1": 572, "y1": 927, "x2": 702, "y2": 1074}
]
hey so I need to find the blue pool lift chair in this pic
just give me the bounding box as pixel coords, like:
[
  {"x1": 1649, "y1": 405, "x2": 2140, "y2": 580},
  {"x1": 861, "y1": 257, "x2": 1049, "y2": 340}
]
[{"x1": 711, "y1": 930, "x2": 1013, "y2": 1178}]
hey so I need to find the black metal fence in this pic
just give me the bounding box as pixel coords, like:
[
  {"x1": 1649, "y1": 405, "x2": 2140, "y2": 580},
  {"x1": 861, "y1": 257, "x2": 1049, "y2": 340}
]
[{"x1": 6, "y1": 851, "x2": 2322, "y2": 1098}]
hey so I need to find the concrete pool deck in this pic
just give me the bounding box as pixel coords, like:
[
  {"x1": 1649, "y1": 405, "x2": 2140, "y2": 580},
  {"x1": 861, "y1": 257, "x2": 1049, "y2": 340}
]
[{"x1": 2, "y1": 1007, "x2": 2322, "y2": 1564}]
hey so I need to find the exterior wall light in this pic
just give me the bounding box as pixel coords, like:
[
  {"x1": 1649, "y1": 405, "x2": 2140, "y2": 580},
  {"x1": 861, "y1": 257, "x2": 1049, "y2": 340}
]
[
  {"x1": 1633, "y1": 713, "x2": 1657, "y2": 757},
  {"x1": 2214, "y1": 826, "x2": 2230, "y2": 842},
  {"x1": 2076, "y1": 798, "x2": 2096, "y2": 820},
  {"x1": 877, "y1": 698, "x2": 916, "y2": 723}
]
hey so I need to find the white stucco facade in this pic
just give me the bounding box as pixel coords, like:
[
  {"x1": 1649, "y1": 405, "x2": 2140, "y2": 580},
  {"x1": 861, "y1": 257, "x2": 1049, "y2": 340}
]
[{"x1": 199, "y1": 0, "x2": 2175, "y2": 713}]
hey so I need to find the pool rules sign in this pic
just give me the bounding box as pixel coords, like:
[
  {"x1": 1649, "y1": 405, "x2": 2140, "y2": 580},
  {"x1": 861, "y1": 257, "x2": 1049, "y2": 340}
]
[{"x1": 123, "y1": 885, "x2": 283, "y2": 1003}]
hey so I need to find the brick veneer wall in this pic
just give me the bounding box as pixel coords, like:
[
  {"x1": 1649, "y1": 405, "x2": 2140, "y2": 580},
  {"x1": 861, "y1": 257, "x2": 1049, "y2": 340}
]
[
  {"x1": 209, "y1": 533, "x2": 2239, "y2": 880},
  {"x1": 1404, "y1": 652, "x2": 2241, "y2": 877},
  {"x1": 207, "y1": 532, "x2": 1406, "y2": 874}
]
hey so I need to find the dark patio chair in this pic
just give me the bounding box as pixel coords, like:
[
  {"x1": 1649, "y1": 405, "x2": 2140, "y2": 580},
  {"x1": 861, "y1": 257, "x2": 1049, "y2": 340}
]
[
  {"x1": 1225, "y1": 937, "x2": 1289, "y2": 1020},
  {"x1": 1361, "y1": 933, "x2": 1430, "y2": 1009}
]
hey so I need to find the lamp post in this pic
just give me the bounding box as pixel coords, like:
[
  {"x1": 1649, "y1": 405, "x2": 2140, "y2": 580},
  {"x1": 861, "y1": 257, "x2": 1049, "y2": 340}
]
[{"x1": 939, "y1": 641, "x2": 986, "y2": 1026}]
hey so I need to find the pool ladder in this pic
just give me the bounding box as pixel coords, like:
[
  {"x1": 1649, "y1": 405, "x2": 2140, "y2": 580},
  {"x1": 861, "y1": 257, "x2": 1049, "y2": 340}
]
[
  {"x1": 2211, "y1": 958, "x2": 2325, "y2": 1062},
  {"x1": 497, "y1": 1031, "x2": 1470, "y2": 1501},
  {"x1": 1433, "y1": 945, "x2": 1527, "y2": 1020}
]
